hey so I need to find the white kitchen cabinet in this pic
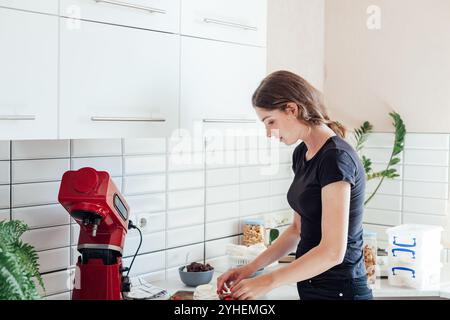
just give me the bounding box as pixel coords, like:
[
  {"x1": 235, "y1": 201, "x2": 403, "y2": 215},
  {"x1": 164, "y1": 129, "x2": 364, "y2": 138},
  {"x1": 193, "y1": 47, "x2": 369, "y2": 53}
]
[
  {"x1": 0, "y1": 0, "x2": 58, "y2": 14},
  {"x1": 0, "y1": 8, "x2": 58, "y2": 140},
  {"x1": 60, "y1": 0, "x2": 180, "y2": 33},
  {"x1": 59, "y1": 18, "x2": 179, "y2": 139},
  {"x1": 181, "y1": 0, "x2": 267, "y2": 46},
  {"x1": 180, "y1": 36, "x2": 266, "y2": 132}
]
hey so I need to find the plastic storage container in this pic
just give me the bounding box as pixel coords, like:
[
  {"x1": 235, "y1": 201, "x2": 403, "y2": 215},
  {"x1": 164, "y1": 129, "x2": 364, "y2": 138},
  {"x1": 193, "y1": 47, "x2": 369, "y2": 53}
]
[
  {"x1": 386, "y1": 224, "x2": 443, "y2": 289},
  {"x1": 363, "y1": 231, "x2": 377, "y2": 285},
  {"x1": 242, "y1": 219, "x2": 265, "y2": 246}
]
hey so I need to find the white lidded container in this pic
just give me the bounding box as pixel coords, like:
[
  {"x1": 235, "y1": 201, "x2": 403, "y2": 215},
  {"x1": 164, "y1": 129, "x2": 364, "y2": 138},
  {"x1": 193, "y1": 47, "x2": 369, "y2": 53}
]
[{"x1": 386, "y1": 224, "x2": 443, "y2": 289}]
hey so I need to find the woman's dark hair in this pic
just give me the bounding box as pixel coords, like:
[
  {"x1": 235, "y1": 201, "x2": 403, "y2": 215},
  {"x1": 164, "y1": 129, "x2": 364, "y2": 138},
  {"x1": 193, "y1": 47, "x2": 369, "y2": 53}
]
[{"x1": 252, "y1": 70, "x2": 346, "y2": 138}]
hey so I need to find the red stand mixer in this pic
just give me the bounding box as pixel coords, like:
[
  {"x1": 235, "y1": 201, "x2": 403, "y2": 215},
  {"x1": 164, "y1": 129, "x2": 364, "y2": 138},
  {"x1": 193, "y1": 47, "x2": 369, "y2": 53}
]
[{"x1": 58, "y1": 167, "x2": 138, "y2": 300}]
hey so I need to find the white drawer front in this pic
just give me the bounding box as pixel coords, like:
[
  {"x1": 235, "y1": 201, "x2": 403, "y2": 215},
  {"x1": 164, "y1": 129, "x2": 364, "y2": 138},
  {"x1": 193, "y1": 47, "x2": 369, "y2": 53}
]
[
  {"x1": 60, "y1": 0, "x2": 180, "y2": 33},
  {"x1": 181, "y1": 0, "x2": 267, "y2": 46},
  {"x1": 0, "y1": 9, "x2": 58, "y2": 140},
  {"x1": 0, "y1": 0, "x2": 58, "y2": 14},
  {"x1": 180, "y1": 37, "x2": 266, "y2": 130},
  {"x1": 60, "y1": 19, "x2": 179, "y2": 139}
]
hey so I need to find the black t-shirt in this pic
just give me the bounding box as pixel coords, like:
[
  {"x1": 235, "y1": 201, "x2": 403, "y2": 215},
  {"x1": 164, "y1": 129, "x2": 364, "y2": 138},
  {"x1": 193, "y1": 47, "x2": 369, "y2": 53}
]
[{"x1": 287, "y1": 135, "x2": 366, "y2": 280}]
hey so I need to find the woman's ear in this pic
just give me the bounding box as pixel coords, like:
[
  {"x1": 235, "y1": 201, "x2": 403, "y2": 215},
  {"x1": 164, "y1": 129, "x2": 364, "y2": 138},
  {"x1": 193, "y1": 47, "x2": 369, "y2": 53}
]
[{"x1": 285, "y1": 102, "x2": 299, "y2": 118}]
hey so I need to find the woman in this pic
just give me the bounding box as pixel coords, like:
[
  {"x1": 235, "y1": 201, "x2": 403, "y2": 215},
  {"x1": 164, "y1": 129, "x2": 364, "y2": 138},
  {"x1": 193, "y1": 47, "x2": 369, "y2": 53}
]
[{"x1": 217, "y1": 70, "x2": 373, "y2": 300}]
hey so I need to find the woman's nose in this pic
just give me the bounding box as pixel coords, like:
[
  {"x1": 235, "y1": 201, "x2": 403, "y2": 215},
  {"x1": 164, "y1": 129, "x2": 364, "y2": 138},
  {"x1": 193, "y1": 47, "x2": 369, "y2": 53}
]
[{"x1": 266, "y1": 129, "x2": 271, "y2": 138}]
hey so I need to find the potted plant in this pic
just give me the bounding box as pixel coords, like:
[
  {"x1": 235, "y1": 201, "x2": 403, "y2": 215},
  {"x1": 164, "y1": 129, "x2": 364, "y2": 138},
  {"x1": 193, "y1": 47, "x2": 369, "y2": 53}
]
[
  {"x1": 0, "y1": 220, "x2": 45, "y2": 300},
  {"x1": 353, "y1": 111, "x2": 406, "y2": 283}
]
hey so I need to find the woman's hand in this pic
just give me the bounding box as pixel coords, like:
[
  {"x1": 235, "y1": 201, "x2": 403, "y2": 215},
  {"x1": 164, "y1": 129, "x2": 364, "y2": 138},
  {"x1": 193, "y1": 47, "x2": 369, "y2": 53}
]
[
  {"x1": 216, "y1": 264, "x2": 255, "y2": 295},
  {"x1": 230, "y1": 273, "x2": 275, "y2": 300}
]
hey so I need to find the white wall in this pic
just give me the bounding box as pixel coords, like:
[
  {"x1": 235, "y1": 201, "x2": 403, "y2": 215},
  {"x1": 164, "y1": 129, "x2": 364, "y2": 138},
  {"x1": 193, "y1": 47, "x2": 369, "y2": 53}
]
[
  {"x1": 324, "y1": 0, "x2": 450, "y2": 133},
  {"x1": 267, "y1": 0, "x2": 325, "y2": 90}
]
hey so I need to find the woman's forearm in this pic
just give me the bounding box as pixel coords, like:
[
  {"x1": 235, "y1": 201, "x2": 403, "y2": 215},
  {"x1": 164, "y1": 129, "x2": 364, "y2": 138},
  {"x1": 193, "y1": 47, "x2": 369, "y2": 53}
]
[
  {"x1": 268, "y1": 244, "x2": 341, "y2": 287},
  {"x1": 248, "y1": 225, "x2": 300, "y2": 271}
]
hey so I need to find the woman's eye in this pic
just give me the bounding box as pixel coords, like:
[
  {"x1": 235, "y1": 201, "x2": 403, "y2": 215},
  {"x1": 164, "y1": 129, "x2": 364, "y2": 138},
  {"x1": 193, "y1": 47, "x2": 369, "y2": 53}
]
[{"x1": 268, "y1": 121, "x2": 274, "y2": 125}]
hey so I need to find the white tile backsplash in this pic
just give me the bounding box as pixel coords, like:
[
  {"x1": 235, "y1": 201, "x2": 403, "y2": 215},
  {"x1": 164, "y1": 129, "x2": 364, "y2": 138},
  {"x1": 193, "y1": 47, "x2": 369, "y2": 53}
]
[
  {"x1": 403, "y1": 212, "x2": 449, "y2": 226},
  {"x1": 205, "y1": 236, "x2": 239, "y2": 259},
  {"x1": 38, "y1": 247, "x2": 70, "y2": 273},
  {"x1": 71, "y1": 139, "x2": 122, "y2": 157},
  {"x1": 404, "y1": 165, "x2": 449, "y2": 183},
  {"x1": 0, "y1": 141, "x2": 10, "y2": 160},
  {"x1": 404, "y1": 149, "x2": 449, "y2": 166},
  {"x1": 361, "y1": 148, "x2": 403, "y2": 164},
  {"x1": 403, "y1": 197, "x2": 448, "y2": 215},
  {"x1": 366, "y1": 179, "x2": 403, "y2": 196},
  {"x1": 168, "y1": 188, "x2": 204, "y2": 209},
  {"x1": 12, "y1": 204, "x2": 70, "y2": 229},
  {"x1": 403, "y1": 181, "x2": 448, "y2": 199},
  {"x1": 37, "y1": 270, "x2": 72, "y2": 296},
  {"x1": 0, "y1": 161, "x2": 10, "y2": 184},
  {"x1": 166, "y1": 243, "x2": 204, "y2": 268},
  {"x1": 167, "y1": 225, "x2": 204, "y2": 248},
  {"x1": 167, "y1": 206, "x2": 204, "y2": 229},
  {"x1": 206, "y1": 201, "x2": 239, "y2": 222},
  {"x1": 12, "y1": 159, "x2": 69, "y2": 183},
  {"x1": 240, "y1": 197, "x2": 270, "y2": 216},
  {"x1": 123, "y1": 251, "x2": 165, "y2": 277},
  {"x1": 125, "y1": 193, "x2": 166, "y2": 213},
  {"x1": 3, "y1": 133, "x2": 449, "y2": 297},
  {"x1": 124, "y1": 155, "x2": 166, "y2": 175},
  {"x1": 206, "y1": 167, "x2": 239, "y2": 187},
  {"x1": 404, "y1": 133, "x2": 449, "y2": 150},
  {"x1": 12, "y1": 140, "x2": 70, "y2": 160},
  {"x1": 168, "y1": 171, "x2": 204, "y2": 190},
  {"x1": 71, "y1": 157, "x2": 122, "y2": 177},
  {"x1": 21, "y1": 225, "x2": 70, "y2": 251},
  {"x1": 0, "y1": 185, "x2": 9, "y2": 209},
  {"x1": 240, "y1": 181, "x2": 270, "y2": 200},
  {"x1": 364, "y1": 194, "x2": 402, "y2": 211},
  {"x1": 12, "y1": 181, "x2": 60, "y2": 207},
  {"x1": 123, "y1": 174, "x2": 166, "y2": 195},
  {"x1": 206, "y1": 185, "x2": 239, "y2": 204},
  {"x1": 123, "y1": 231, "x2": 165, "y2": 257},
  {"x1": 363, "y1": 208, "x2": 402, "y2": 226},
  {"x1": 123, "y1": 138, "x2": 166, "y2": 155},
  {"x1": 205, "y1": 219, "x2": 239, "y2": 241},
  {"x1": 0, "y1": 209, "x2": 9, "y2": 222}
]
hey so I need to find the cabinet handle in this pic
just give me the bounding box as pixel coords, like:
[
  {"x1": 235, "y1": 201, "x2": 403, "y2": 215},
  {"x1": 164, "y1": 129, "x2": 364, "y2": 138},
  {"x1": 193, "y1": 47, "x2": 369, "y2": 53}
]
[
  {"x1": 94, "y1": 0, "x2": 166, "y2": 14},
  {"x1": 0, "y1": 115, "x2": 36, "y2": 120},
  {"x1": 91, "y1": 116, "x2": 166, "y2": 122},
  {"x1": 202, "y1": 118, "x2": 256, "y2": 124},
  {"x1": 203, "y1": 18, "x2": 258, "y2": 31}
]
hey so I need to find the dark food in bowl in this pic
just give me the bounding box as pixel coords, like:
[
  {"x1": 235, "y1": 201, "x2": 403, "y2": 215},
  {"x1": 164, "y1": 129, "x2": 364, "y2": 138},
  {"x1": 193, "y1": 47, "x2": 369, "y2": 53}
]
[{"x1": 186, "y1": 262, "x2": 214, "y2": 272}]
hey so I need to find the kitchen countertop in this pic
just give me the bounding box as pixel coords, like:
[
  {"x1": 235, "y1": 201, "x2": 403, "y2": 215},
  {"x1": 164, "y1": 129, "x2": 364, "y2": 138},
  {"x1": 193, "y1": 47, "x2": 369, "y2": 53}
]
[{"x1": 147, "y1": 263, "x2": 450, "y2": 300}]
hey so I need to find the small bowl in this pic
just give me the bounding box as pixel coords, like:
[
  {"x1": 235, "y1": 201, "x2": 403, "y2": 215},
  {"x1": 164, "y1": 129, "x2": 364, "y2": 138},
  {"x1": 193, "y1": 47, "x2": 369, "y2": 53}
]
[{"x1": 179, "y1": 266, "x2": 214, "y2": 287}]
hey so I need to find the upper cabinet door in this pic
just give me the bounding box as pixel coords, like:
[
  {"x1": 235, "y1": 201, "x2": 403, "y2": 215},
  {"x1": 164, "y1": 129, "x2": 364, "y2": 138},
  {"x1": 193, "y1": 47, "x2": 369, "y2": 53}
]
[
  {"x1": 59, "y1": 19, "x2": 179, "y2": 139},
  {"x1": 0, "y1": 0, "x2": 58, "y2": 14},
  {"x1": 181, "y1": 0, "x2": 267, "y2": 47},
  {"x1": 0, "y1": 8, "x2": 58, "y2": 140},
  {"x1": 180, "y1": 37, "x2": 267, "y2": 132},
  {"x1": 60, "y1": 0, "x2": 180, "y2": 33}
]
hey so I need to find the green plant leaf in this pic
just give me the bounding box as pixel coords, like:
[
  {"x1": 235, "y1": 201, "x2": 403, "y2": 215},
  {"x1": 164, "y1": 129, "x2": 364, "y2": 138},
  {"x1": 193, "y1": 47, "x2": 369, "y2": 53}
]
[
  {"x1": 0, "y1": 220, "x2": 44, "y2": 299},
  {"x1": 269, "y1": 229, "x2": 280, "y2": 245}
]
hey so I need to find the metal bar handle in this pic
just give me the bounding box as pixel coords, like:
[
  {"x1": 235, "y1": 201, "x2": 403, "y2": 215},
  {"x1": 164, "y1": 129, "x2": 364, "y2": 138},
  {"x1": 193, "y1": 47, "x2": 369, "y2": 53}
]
[
  {"x1": 94, "y1": 0, "x2": 166, "y2": 14},
  {"x1": 202, "y1": 118, "x2": 257, "y2": 124},
  {"x1": 91, "y1": 116, "x2": 166, "y2": 122},
  {"x1": 203, "y1": 18, "x2": 257, "y2": 31},
  {"x1": 0, "y1": 115, "x2": 36, "y2": 120}
]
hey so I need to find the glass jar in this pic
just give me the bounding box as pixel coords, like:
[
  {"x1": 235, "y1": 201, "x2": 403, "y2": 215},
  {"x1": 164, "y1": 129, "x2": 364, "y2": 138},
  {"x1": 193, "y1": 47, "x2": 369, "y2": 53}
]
[
  {"x1": 363, "y1": 231, "x2": 377, "y2": 285},
  {"x1": 242, "y1": 219, "x2": 265, "y2": 246}
]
